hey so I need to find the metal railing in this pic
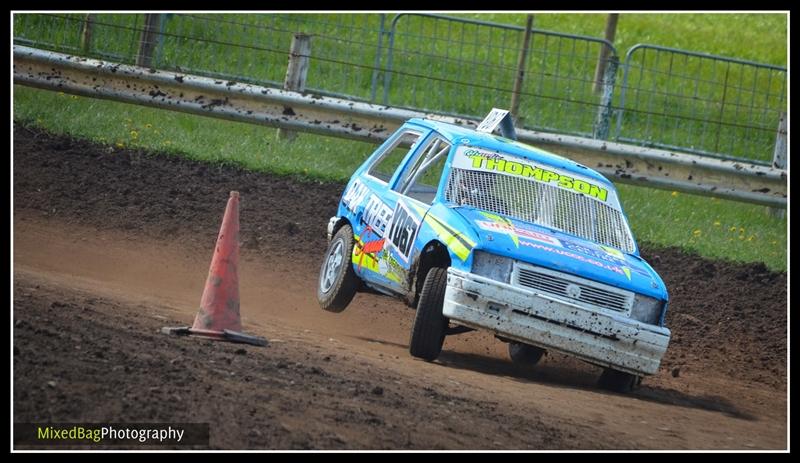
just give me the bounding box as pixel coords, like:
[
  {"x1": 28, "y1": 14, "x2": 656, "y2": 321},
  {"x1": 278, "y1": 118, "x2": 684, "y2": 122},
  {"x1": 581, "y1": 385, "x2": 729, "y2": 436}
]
[
  {"x1": 13, "y1": 46, "x2": 787, "y2": 208},
  {"x1": 12, "y1": 12, "x2": 787, "y2": 167},
  {"x1": 615, "y1": 44, "x2": 787, "y2": 164},
  {"x1": 12, "y1": 13, "x2": 388, "y2": 102},
  {"x1": 382, "y1": 14, "x2": 619, "y2": 141}
]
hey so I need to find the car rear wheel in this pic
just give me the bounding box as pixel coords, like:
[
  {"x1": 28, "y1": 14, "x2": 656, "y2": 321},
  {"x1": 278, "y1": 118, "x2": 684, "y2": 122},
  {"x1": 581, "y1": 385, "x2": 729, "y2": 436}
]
[
  {"x1": 597, "y1": 368, "x2": 639, "y2": 393},
  {"x1": 317, "y1": 224, "x2": 359, "y2": 313},
  {"x1": 409, "y1": 267, "x2": 448, "y2": 361},
  {"x1": 508, "y1": 342, "x2": 546, "y2": 366}
]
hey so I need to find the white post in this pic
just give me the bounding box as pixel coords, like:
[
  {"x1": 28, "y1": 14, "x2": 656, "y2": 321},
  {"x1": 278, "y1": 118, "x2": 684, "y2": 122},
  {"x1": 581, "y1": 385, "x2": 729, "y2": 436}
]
[{"x1": 769, "y1": 111, "x2": 787, "y2": 218}]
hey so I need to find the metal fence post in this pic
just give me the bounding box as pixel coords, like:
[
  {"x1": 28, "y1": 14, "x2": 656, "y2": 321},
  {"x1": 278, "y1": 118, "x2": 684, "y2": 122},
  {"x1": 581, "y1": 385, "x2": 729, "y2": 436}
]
[
  {"x1": 136, "y1": 14, "x2": 162, "y2": 68},
  {"x1": 593, "y1": 55, "x2": 618, "y2": 140},
  {"x1": 277, "y1": 33, "x2": 311, "y2": 141},
  {"x1": 79, "y1": 14, "x2": 97, "y2": 55},
  {"x1": 510, "y1": 14, "x2": 534, "y2": 127},
  {"x1": 381, "y1": 15, "x2": 399, "y2": 106},
  {"x1": 369, "y1": 14, "x2": 386, "y2": 103},
  {"x1": 154, "y1": 13, "x2": 169, "y2": 67},
  {"x1": 769, "y1": 111, "x2": 787, "y2": 218}
]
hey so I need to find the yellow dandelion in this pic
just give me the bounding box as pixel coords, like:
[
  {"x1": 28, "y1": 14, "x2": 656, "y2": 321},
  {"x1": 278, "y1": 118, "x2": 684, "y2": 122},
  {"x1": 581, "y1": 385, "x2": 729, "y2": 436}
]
[
  {"x1": 739, "y1": 227, "x2": 745, "y2": 234},
  {"x1": 729, "y1": 226, "x2": 737, "y2": 232},
  {"x1": 713, "y1": 221, "x2": 721, "y2": 227},
  {"x1": 145, "y1": 124, "x2": 152, "y2": 129},
  {"x1": 747, "y1": 236, "x2": 755, "y2": 242},
  {"x1": 671, "y1": 191, "x2": 678, "y2": 197},
  {"x1": 116, "y1": 142, "x2": 124, "y2": 148},
  {"x1": 70, "y1": 95, "x2": 78, "y2": 99},
  {"x1": 130, "y1": 130, "x2": 139, "y2": 139},
  {"x1": 692, "y1": 230, "x2": 702, "y2": 237},
  {"x1": 58, "y1": 92, "x2": 65, "y2": 96}
]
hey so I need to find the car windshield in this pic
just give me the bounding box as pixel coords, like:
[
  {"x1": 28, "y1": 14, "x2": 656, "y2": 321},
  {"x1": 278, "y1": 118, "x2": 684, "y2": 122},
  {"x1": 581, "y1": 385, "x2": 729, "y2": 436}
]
[{"x1": 444, "y1": 145, "x2": 636, "y2": 253}]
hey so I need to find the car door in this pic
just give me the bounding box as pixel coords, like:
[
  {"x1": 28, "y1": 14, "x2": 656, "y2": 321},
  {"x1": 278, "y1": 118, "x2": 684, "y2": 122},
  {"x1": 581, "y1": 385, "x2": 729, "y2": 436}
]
[
  {"x1": 354, "y1": 131, "x2": 453, "y2": 295},
  {"x1": 347, "y1": 127, "x2": 428, "y2": 294}
]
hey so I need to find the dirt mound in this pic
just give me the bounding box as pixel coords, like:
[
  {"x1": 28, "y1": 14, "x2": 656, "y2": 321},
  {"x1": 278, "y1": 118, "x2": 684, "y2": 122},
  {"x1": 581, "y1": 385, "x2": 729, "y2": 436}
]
[
  {"x1": 13, "y1": 125, "x2": 342, "y2": 264},
  {"x1": 641, "y1": 247, "x2": 786, "y2": 388}
]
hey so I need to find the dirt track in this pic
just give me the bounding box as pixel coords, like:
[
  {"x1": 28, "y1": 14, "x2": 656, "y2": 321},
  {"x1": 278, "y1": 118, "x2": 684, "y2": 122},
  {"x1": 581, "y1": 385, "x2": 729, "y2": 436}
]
[{"x1": 13, "y1": 126, "x2": 788, "y2": 449}]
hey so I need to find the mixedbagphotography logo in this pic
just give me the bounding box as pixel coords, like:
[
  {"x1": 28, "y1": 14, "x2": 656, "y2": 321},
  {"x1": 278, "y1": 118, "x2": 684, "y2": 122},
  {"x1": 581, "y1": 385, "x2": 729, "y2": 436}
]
[{"x1": 14, "y1": 423, "x2": 210, "y2": 447}]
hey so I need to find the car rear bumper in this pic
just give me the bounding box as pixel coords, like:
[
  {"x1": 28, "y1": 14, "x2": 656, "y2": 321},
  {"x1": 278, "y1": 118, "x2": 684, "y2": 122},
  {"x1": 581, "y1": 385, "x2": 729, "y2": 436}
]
[{"x1": 442, "y1": 268, "x2": 671, "y2": 376}]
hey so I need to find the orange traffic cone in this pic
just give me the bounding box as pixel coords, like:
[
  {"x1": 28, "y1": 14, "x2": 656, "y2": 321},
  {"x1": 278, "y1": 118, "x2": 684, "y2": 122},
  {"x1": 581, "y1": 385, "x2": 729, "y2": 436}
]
[{"x1": 162, "y1": 191, "x2": 267, "y2": 346}]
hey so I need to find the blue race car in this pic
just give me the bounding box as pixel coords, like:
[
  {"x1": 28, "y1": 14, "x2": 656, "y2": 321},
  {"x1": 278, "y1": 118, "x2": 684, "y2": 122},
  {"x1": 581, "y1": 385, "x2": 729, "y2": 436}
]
[{"x1": 317, "y1": 110, "x2": 670, "y2": 392}]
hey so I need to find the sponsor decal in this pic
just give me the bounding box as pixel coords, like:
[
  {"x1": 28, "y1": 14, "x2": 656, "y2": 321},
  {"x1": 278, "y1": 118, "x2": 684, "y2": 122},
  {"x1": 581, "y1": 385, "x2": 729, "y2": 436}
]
[
  {"x1": 475, "y1": 212, "x2": 562, "y2": 248},
  {"x1": 476, "y1": 212, "x2": 518, "y2": 247},
  {"x1": 362, "y1": 195, "x2": 393, "y2": 237},
  {"x1": 353, "y1": 224, "x2": 386, "y2": 273},
  {"x1": 599, "y1": 245, "x2": 625, "y2": 260},
  {"x1": 455, "y1": 147, "x2": 609, "y2": 202},
  {"x1": 520, "y1": 240, "x2": 630, "y2": 279},
  {"x1": 558, "y1": 238, "x2": 646, "y2": 279},
  {"x1": 342, "y1": 178, "x2": 370, "y2": 212},
  {"x1": 562, "y1": 240, "x2": 625, "y2": 265},
  {"x1": 386, "y1": 201, "x2": 420, "y2": 263},
  {"x1": 406, "y1": 202, "x2": 476, "y2": 263},
  {"x1": 377, "y1": 249, "x2": 406, "y2": 284},
  {"x1": 353, "y1": 227, "x2": 404, "y2": 284}
]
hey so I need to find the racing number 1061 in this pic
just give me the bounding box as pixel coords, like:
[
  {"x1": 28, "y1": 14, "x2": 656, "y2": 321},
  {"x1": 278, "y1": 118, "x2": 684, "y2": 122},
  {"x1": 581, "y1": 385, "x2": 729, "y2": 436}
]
[{"x1": 389, "y1": 204, "x2": 419, "y2": 261}]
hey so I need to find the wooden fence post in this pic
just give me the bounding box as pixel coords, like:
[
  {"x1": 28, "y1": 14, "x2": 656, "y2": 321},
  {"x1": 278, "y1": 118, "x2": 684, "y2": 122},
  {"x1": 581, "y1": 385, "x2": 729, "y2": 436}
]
[
  {"x1": 277, "y1": 33, "x2": 311, "y2": 141},
  {"x1": 136, "y1": 14, "x2": 162, "y2": 68},
  {"x1": 510, "y1": 15, "x2": 534, "y2": 127},
  {"x1": 593, "y1": 13, "x2": 619, "y2": 94},
  {"x1": 593, "y1": 56, "x2": 619, "y2": 139},
  {"x1": 80, "y1": 14, "x2": 97, "y2": 54}
]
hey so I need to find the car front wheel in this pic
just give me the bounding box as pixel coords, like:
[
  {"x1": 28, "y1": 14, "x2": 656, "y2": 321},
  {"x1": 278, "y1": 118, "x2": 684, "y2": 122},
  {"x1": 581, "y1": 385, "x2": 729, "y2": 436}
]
[
  {"x1": 409, "y1": 267, "x2": 448, "y2": 361},
  {"x1": 317, "y1": 224, "x2": 359, "y2": 313}
]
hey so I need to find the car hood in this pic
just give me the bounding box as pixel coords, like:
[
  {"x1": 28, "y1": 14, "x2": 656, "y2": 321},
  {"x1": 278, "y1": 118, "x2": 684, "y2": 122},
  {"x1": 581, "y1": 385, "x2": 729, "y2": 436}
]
[{"x1": 452, "y1": 206, "x2": 667, "y2": 299}]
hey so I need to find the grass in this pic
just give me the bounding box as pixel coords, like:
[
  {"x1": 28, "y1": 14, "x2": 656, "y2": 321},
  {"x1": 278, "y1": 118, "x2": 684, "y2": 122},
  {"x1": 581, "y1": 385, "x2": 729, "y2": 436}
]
[
  {"x1": 455, "y1": 13, "x2": 787, "y2": 65},
  {"x1": 12, "y1": 12, "x2": 788, "y2": 164},
  {"x1": 13, "y1": 85, "x2": 787, "y2": 271}
]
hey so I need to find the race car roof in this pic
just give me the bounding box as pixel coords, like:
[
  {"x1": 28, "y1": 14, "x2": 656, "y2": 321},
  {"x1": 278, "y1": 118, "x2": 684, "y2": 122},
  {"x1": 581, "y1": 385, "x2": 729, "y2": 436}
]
[{"x1": 405, "y1": 117, "x2": 613, "y2": 187}]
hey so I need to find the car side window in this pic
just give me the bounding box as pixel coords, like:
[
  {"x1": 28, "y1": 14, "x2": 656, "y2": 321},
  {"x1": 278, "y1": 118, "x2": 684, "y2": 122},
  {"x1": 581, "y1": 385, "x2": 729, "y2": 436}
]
[
  {"x1": 367, "y1": 130, "x2": 422, "y2": 183},
  {"x1": 395, "y1": 136, "x2": 451, "y2": 205}
]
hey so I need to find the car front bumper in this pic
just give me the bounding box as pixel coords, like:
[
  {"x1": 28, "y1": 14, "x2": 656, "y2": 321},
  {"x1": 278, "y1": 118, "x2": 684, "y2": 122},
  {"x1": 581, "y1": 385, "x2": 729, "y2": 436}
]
[
  {"x1": 326, "y1": 216, "x2": 338, "y2": 241},
  {"x1": 442, "y1": 268, "x2": 671, "y2": 376}
]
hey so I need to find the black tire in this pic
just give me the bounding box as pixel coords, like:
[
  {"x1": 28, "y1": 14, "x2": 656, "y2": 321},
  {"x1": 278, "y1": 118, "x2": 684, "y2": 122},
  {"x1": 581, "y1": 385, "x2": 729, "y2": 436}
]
[
  {"x1": 597, "y1": 368, "x2": 639, "y2": 393},
  {"x1": 409, "y1": 267, "x2": 448, "y2": 361},
  {"x1": 508, "y1": 342, "x2": 546, "y2": 366},
  {"x1": 317, "y1": 225, "x2": 359, "y2": 313}
]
